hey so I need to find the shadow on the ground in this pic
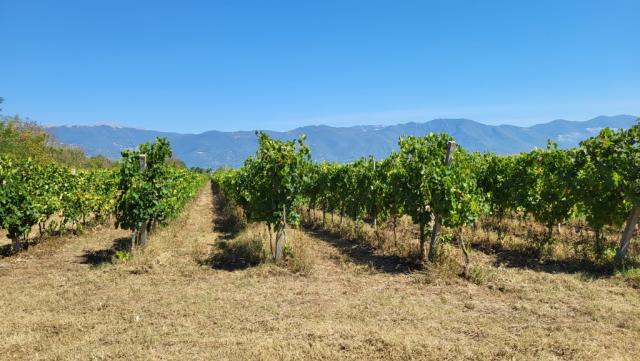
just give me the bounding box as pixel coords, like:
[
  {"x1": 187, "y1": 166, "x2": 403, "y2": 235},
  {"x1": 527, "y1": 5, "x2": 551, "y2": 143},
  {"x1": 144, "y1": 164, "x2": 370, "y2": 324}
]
[
  {"x1": 0, "y1": 241, "x2": 35, "y2": 258},
  {"x1": 201, "y1": 183, "x2": 259, "y2": 271},
  {"x1": 471, "y1": 242, "x2": 616, "y2": 278},
  {"x1": 198, "y1": 238, "x2": 263, "y2": 271},
  {"x1": 1, "y1": 221, "x2": 109, "y2": 259},
  {"x1": 304, "y1": 226, "x2": 420, "y2": 274},
  {"x1": 210, "y1": 183, "x2": 245, "y2": 240},
  {"x1": 79, "y1": 237, "x2": 131, "y2": 266},
  {"x1": 0, "y1": 237, "x2": 60, "y2": 258}
]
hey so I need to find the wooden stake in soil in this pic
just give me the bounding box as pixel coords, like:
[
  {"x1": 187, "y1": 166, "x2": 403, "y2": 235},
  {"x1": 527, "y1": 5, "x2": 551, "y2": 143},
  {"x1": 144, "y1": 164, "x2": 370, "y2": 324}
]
[
  {"x1": 455, "y1": 228, "x2": 471, "y2": 277},
  {"x1": 11, "y1": 236, "x2": 22, "y2": 252},
  {"x1": 614, "y1": 206, "x2": 640, "y2": 264},
  {"x1": 137, "y1": 154, "x2": 148, "y2": 247},
  {"x1": 274, "y1": 204, "x2": 287, "y2": 261},
  {"x1": 267, "y1": 223, "x2": 273, "y2": 257}
]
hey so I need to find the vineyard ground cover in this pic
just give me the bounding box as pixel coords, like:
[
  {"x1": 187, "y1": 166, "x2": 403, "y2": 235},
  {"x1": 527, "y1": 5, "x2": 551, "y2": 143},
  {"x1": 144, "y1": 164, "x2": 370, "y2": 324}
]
[
  {"x1": 0, "y1": 215, "x2": 109, "y2": 258},
  {"x1": 301, "y1": 210, "x2": 419, "y2": 274},
  {"x1": 1, "y1": 182, "x2": 640, "y2": 360},
  {"x1": 304, "y1": 206, "x2": 640, "y2": 277},
  {"x1": 471, "y1": 215, "x2": 640, "y2": 274},
  {"x1": 303, "y1": 226, "x2": 417, "y2": 274}
]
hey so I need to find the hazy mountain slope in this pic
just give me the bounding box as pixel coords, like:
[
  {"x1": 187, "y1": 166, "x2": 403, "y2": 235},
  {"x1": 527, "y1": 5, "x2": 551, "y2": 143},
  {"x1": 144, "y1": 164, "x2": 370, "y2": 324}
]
[{"x1": 46, "y1": 115, "x2": 638, "y2": 168}]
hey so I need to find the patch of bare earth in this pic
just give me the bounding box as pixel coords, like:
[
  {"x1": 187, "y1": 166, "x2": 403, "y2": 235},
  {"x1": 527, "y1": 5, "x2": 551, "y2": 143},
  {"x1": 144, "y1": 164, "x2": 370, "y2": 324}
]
[{"x1": 1, "y1": 183, "x2": 639, "y2": 360}]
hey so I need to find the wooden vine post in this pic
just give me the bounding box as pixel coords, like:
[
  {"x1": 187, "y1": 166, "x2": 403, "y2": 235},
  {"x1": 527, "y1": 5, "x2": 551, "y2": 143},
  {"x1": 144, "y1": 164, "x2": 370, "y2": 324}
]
[
  {"x1": 274, "y1": 204, "x2": 287, "y2": 261},
  {"x1": 373, "y1": 160, "x2": 377, "y2": 230},
  {"x1": 427, "y1": 140, "x2": 457, "y2": 261},
  {"x1": 614, "y1": 205, "x2": 640, "y2": 264},
  {"x1": 137, "y1": 154, "x2": 148, "y2": 247},
  {"x1": 11, "y1": 235, "x2": 21, "y2": 252}
]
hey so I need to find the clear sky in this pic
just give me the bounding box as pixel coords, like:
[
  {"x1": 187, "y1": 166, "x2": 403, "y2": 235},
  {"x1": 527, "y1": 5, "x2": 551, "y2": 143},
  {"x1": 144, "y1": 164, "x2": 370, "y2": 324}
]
[{"x1": 1, "y1": 0, "x2": 639, "y2": 133}]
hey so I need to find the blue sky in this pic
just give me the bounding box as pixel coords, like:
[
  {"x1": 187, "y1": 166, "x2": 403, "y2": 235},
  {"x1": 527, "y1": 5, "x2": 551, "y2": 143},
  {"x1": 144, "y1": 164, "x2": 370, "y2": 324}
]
[{"x1": 1, "y1": 0, "x2": 638, "y2": 133}]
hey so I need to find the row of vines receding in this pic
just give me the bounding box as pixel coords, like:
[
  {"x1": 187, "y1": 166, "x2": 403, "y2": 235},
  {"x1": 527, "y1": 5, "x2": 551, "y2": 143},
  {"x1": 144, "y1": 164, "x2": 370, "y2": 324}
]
[
  {"x1": 213, "y1": 121, "x2": 640, "y2": 270},
  {"x1": 0, "y1": 137, "x2": 207, "y2": 252}
]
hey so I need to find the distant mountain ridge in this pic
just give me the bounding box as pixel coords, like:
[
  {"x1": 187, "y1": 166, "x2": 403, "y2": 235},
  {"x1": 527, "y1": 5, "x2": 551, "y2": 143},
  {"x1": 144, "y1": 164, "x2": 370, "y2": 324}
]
[{"x1": 46, "y1": 115, "x2": 638, "y2": 168}]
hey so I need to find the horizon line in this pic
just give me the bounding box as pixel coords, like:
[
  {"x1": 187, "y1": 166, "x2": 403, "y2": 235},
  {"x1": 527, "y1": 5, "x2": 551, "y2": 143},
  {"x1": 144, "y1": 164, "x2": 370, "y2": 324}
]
[{"x1": 38, "y1": 113, "x2": 638, "y2": 135}]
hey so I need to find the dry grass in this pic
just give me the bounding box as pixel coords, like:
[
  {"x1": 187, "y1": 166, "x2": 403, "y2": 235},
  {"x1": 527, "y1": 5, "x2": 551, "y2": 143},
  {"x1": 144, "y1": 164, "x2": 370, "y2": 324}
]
[
  {"x1": 305, "y1": 208, "x2": 640, "y2": 276},
  {"x1": 1, "y1": 185, "x2": 640, "y2": 360},
  {"x1": 203, "y1": 221, "x2": 315, "y2": 275},
  {"x1": 304, "y1": 210, "x2": 420, "y2": 261}
]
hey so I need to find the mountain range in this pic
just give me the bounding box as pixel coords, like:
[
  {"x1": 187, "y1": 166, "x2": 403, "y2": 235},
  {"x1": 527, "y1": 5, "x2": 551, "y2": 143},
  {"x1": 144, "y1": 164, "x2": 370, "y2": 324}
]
[{"x1": 45, "y1": 115, "x2": 638, "y2": 168}]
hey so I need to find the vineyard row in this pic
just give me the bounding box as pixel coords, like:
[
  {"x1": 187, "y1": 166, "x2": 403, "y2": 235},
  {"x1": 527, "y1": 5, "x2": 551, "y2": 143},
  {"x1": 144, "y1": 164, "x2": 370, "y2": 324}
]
[
  {"x1": 0, "y1": 137, "x2": 207, "y2": 251},
  {"x1": 213, "y1": 121, "x2": 640, "y2": 266}
]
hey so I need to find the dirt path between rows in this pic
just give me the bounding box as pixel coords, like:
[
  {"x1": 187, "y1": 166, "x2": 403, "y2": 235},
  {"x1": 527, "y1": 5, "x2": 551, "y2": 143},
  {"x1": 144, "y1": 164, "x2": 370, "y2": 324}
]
[{"x1": 1, "y1": 183, "x2": 639, "y2": 361}]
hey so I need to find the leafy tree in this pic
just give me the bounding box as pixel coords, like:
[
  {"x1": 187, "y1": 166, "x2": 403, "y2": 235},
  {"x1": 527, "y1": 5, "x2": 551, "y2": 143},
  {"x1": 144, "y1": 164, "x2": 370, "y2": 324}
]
[
  {"x1": 0, "y1": 117, "x2": 53, "y2": 163},
  {"x1": 166, "y1": 157, "x2": 187, "y2": 168},
  {"x1": 0, "y1": 112, "x2": 112, "y2": 169},
  {"x1": 86, "y1": 155, "x2": 115, "y2": 169}
]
